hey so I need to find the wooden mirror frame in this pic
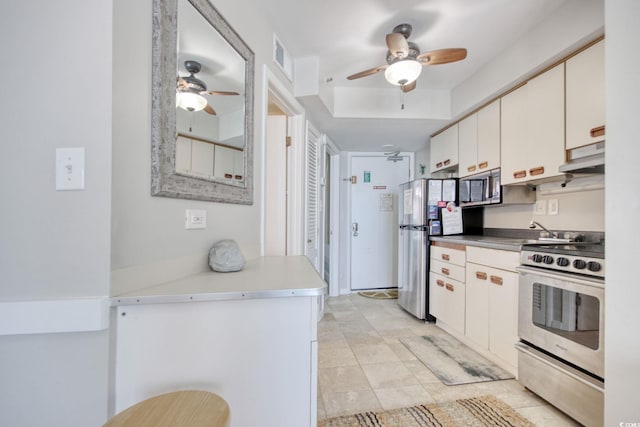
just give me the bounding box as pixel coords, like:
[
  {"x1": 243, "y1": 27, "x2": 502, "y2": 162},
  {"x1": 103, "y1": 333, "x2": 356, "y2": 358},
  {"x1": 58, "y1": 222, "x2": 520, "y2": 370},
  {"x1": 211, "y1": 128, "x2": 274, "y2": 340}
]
[{"x1": 151, "y1": 0, "x2": 254, "y2": 204}]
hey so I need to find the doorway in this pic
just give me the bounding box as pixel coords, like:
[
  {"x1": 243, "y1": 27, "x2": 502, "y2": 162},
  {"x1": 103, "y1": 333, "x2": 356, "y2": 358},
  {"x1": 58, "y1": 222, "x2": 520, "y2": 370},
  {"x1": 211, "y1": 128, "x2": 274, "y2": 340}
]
[{"x1": 350, "y1": 154, "x2": 411, "y2": 291}]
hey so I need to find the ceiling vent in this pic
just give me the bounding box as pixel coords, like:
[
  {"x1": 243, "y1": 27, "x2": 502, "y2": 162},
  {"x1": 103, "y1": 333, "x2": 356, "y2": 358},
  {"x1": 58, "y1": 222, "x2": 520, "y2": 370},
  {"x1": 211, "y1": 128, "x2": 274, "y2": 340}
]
[{"x1": 273, "y1": 34, "x2": 293, "y2": 81}]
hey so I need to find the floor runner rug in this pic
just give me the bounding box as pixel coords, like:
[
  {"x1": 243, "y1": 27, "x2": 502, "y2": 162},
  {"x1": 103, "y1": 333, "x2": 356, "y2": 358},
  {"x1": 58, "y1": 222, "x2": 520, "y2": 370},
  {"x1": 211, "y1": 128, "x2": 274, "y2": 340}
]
[
  {"x1": 357, "y1": 289, "x2": 398, "y2": 299},
  {"x1": 319, "y1": 395, "x2": 534, "y2": 427},
  {"x1": 400, "y1": 334, "x2": 514, "y2": 385}
]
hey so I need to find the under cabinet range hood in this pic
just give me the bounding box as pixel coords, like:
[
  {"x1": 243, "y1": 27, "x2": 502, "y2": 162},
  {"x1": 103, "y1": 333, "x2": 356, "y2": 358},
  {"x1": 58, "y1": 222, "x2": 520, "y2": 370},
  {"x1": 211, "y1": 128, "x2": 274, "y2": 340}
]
[{"x1": 559, "y1": 141, "x2": 605, "y2": 174}]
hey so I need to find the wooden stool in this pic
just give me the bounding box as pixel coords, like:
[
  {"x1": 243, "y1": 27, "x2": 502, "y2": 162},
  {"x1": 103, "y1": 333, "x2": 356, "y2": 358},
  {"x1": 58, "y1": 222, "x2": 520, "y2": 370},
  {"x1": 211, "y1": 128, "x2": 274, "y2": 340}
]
[{"x1": 104, "y1": 390, "x2": 230, "y2": 427}]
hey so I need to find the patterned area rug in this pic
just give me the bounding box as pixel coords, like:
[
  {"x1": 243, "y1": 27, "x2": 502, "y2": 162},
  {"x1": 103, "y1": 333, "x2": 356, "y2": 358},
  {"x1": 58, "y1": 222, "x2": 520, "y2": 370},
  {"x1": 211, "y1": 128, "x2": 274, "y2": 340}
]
[
  {"x1": 400, "y1": 335, "x2": 514, "y2": 386},
  {"x1": 319, "y1": 395, "x2": 534, "y2": 427},
  {"x1": 357, "y1": 289, "x2": 398, "y2": 300}
]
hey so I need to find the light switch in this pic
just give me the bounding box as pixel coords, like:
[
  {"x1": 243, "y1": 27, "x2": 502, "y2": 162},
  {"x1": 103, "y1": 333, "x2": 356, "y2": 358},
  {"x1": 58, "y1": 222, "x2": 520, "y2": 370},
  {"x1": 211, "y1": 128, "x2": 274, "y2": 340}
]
[
  {"x1": 56, "y1": 148, "x2": 85, "y2": 190},
  {"x1": 185, "y1": 209, "x2": 207, "y2": 229}
]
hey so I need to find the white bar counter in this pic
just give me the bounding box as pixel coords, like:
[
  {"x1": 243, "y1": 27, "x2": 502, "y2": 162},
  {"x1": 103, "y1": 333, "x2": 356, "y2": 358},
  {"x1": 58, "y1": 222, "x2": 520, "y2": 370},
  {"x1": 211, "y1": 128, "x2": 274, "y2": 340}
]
[
  {"x1": 109, "y1": 256, "x2": 325, "y2": 427},
  {"x1": 111, "y1": 256, "x2": 326, "y2": 306}
]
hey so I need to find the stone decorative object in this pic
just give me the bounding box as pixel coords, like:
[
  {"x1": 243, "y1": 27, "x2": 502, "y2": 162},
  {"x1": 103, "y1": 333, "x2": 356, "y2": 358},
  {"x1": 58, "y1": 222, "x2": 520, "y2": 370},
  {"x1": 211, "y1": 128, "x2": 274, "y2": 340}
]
[{"x1": 209, "y1": 239, "x2": 245, "y2": 272}]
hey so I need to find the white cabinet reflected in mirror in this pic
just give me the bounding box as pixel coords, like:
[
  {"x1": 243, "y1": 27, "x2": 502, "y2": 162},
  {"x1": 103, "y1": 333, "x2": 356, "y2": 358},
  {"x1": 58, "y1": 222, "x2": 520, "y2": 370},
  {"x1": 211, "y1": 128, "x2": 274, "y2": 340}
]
[{"x1": 151, "y1": 0, "x2": 254, "y2": 204}]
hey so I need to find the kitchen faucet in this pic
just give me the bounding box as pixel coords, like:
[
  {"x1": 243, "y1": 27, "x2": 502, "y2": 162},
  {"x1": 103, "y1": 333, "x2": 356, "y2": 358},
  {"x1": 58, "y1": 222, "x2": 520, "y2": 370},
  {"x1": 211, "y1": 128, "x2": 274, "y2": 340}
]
[{"x1": 529, "y1": 221, "x2": 559, "y2": 238}]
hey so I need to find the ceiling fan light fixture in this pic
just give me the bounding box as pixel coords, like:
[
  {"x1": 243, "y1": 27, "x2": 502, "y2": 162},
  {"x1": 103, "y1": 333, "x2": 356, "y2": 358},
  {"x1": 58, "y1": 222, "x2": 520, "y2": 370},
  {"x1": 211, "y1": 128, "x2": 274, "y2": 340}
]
[
  {"x1": 177, "y1": 91, "x2": 207, "y2": 112},
  {"x1": 384, "y1": 59, "x2": 422, "y2": 86}
]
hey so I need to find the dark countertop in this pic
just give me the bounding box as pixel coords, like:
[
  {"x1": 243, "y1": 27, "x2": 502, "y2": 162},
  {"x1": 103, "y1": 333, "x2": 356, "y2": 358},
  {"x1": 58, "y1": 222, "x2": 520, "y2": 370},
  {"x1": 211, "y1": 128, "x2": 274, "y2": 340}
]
[
  {"x1": 429, "y1": 235, "x2": 531, "y2": 251},
  {"x1": 430, "y1": 228, "x2": 605, "y2": 251}
]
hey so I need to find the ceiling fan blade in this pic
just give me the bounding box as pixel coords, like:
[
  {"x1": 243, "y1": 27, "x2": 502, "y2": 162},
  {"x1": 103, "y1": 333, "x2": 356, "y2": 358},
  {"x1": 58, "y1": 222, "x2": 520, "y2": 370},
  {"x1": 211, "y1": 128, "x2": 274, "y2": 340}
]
[
  {"x1": 204, "y1": 103, "x2": 216, "y2": 115},
  {"x1": 386, "y1": 32, "x2": 409, "y2": 58},
  {"x1": 203, "y1": 90, "x2": 240, "y2": 96},
  {"x1": 347, "y1": 64, "x2": 388, "y2": 80},
  {"x1": 402, "y1": 80, "x2": 417, "y2": 93},
  {"x1": 417, "y1": 48, "x2": 467, "y2": 65}
]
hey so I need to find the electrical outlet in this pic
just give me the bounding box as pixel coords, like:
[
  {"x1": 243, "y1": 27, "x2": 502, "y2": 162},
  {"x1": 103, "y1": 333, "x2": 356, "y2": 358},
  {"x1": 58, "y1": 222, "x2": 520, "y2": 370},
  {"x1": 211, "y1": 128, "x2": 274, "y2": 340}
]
[
  {"x1": 548, "y1": 199, "x2": 559, "y2": 215},
  {"x1": 185, "y1": 209, "x2": 207, "y2": 229},
  {"x1": 533, "y1": 200, "x2": 546, "y2": 215}
]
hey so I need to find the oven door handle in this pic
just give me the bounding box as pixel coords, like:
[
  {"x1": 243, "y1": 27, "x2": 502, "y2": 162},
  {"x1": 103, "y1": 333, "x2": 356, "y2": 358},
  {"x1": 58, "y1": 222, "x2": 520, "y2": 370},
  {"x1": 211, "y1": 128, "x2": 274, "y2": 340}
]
[{"x1": 516, "y1": 266, "x2": 605, "y2": 288}]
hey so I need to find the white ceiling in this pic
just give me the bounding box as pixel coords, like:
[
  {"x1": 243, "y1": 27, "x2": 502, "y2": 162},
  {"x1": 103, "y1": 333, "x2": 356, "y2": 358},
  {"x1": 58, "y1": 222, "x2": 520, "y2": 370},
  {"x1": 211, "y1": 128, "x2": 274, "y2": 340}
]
[{"x1": 256, "y1": 0, "x2": 570, "y2": 152}]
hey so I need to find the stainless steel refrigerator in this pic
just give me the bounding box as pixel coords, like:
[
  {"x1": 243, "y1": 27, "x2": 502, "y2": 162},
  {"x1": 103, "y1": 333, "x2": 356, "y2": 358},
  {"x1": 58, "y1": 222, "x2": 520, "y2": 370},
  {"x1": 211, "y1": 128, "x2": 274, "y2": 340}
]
[{"x1": 397, "y1": 178, "x2": 458, "y2": 320}]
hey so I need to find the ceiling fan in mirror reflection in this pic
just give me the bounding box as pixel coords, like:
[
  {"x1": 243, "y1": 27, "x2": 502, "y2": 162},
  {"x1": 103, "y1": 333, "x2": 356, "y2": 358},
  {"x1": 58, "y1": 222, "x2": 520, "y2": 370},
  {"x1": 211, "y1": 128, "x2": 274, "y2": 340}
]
[{"x1": 176, "y1": 60, "x2": 239, "y2": 114}]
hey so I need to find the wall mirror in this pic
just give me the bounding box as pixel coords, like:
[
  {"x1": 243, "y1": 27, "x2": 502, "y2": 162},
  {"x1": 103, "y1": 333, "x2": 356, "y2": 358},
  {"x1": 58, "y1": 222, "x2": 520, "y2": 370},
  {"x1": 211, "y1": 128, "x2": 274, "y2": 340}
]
[{"x1": 151, "y1": 0, "x2": 254, "y2": 204}]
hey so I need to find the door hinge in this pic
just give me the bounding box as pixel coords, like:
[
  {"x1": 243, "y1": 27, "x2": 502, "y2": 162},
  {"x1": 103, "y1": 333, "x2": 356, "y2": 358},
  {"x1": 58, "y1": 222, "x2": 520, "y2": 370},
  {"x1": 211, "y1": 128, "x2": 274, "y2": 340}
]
[{"x1": 286, "y1": 136, "x2": 292, "y2": 147}]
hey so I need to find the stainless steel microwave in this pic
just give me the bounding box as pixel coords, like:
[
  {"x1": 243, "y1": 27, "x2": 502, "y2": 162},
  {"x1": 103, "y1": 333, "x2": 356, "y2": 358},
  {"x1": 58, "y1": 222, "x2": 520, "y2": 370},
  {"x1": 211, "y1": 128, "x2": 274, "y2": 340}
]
[
  {"x1": 459, "y1": 169, "x2": 501, "y2": 206},
  {"x1": 459, "y1": 168, "x2": 535, "y2": 207}
]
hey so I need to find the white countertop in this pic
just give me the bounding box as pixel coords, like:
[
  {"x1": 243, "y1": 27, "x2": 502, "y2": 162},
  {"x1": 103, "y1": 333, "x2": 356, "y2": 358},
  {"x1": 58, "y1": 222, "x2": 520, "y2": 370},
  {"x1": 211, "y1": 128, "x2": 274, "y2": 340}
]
[{"x1": 111, "y1": 256, "x2": 326, "y2": 306}]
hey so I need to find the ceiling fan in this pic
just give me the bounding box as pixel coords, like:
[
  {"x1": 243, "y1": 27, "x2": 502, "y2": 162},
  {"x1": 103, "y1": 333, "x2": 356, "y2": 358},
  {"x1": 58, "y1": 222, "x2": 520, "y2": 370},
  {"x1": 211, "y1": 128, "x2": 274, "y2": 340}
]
[
  {"x1": 347, "y1": 24, "x2": 467, "y2": 92},
  {"x1": 176, "y1": 60, "x2": 239, "y2": 115}
]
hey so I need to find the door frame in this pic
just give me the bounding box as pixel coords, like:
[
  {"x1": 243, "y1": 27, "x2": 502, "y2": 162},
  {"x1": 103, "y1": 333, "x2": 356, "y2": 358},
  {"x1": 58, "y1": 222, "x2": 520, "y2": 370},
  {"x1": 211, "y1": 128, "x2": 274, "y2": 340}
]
[
  {"x1": 261, "y1": 65, "x2": 305, "y2": 256},
  {"x1": 343, "y1": 152, "x2": 414, "y2": 294},
  {"x1": 324, "y1": 136, "x2": 340, "y2": 296}
]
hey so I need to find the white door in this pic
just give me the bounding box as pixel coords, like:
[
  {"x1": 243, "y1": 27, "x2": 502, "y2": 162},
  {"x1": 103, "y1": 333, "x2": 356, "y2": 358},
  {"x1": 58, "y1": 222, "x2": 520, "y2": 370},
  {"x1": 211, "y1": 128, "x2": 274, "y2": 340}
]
[{"x1": 350, "y1": 155, "x2": 410, "y2": 290}]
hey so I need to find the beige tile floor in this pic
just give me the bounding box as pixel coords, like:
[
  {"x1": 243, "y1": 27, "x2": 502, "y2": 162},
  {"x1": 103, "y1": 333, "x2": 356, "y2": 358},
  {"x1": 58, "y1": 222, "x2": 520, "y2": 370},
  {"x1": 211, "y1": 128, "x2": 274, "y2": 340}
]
[{"x1": 317, "y1": 294, "x2": 580, "y2": 426}]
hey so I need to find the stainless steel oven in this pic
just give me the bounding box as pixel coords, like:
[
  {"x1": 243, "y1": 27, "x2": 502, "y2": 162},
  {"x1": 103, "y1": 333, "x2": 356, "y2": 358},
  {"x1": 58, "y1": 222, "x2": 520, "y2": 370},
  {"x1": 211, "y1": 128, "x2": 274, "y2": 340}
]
[{"x1": 516, "y1": 242, "x2": 604, "y2": 427}]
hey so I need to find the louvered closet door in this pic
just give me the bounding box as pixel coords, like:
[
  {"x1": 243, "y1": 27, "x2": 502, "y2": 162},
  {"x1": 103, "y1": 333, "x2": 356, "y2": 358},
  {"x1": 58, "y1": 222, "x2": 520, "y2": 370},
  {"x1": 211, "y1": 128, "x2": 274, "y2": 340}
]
[{"x1": 305, "y1": 122, "x2": 321, "y2": 272}]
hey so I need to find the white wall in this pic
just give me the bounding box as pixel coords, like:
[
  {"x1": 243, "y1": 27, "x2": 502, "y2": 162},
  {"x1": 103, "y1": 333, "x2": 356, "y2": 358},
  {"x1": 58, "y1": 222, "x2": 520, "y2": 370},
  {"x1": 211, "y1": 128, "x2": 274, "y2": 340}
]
[
  {"x1": 0, "y1": 1, "x2": 112, "y2": 425},
  {"x1": 604, "y1": 0, "x2": 640, "y2": 423},
  {"x1": 484, "y1": 185, "x2": 605, "y2": 232}
]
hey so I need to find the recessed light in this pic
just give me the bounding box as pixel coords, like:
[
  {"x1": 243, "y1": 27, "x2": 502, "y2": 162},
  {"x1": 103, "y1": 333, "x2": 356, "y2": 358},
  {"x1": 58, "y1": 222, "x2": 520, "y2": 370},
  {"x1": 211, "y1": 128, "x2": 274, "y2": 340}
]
[{"x1": 382, "y1": 144, "x2": 394, "y2": 148}]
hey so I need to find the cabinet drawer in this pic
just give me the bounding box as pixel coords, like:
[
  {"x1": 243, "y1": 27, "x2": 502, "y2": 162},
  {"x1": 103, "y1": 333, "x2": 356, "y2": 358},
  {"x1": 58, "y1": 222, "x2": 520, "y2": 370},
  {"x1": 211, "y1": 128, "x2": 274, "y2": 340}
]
[
  {"x1": 430, "y1": 259, "x2": 465, "y2": 282},
  {"x1": 466, "y1": 246, "x2": 519, "y2": 272},
  {"x1": 430, "y1": 245, "x2": 466, "y2": 266}
]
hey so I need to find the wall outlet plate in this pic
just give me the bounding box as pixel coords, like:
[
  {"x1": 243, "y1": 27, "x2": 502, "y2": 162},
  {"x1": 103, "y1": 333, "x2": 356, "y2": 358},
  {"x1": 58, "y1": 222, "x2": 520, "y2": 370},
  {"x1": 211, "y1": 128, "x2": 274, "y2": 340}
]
[
  {"x1": 548, "y1": 199, "x2": 559, "y2": 215},
  {"x1": 533, "y1": 200, "x2": 546, "y2": 215}
]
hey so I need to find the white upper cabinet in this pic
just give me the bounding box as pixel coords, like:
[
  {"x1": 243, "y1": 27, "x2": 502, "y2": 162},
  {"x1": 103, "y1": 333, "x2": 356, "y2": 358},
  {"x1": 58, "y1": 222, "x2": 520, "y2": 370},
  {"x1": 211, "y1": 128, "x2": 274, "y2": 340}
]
[
  {"x1": 458, "y1": 114, "x2": 478, "y2": 177},
  {"x1": 458, "y1": 100, "x2": 501, "y2": 178},
  {"x1": 430, "y1": 124, "x2": 459, "y2": 174},
  {"x1": 476, "y1": 100, "x2": 501, "y2": 173},
  {"x1": 501, "y1": 63, "x2": 565, "y2": 185},
  {"x1": 566, "y1": 40, "x2": 605, "y2": 150}
]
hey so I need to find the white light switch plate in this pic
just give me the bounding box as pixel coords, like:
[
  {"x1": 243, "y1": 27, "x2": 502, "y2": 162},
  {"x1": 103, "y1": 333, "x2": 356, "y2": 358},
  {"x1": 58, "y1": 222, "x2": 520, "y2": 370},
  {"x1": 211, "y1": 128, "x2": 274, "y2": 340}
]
[
  {"x1": 56, "y1": 148, "x2": 85, "y2": 190},
  {"x1": 548, "y1": 199, "x2": 559, "y2": 215},
  {"x1": 185, "y1": 209, "x2": 207, "y2": 229},
  {"x1": 533, "y1": 200, "x2": 546, "y2": 215}
]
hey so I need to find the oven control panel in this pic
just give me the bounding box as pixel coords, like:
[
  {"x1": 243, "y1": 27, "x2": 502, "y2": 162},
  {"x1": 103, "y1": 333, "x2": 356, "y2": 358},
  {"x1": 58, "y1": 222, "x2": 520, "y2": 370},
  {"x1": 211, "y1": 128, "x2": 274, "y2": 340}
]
[{"x1": 521, "y1": 250, "x2": 605, "y2": 278}]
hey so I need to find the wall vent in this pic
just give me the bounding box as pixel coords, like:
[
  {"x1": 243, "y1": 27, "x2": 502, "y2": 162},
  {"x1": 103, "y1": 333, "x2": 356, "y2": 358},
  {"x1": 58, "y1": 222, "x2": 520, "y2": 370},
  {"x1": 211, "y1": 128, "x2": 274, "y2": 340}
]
[{"x1": 273, "y1": 34, "x2": 293, "y2": 81}]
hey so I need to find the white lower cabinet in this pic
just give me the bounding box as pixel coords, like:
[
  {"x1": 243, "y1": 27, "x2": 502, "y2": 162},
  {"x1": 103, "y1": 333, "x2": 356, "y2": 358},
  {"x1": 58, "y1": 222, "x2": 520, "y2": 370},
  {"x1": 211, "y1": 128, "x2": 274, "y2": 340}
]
[
  {"x1": 429, "y1": 243, "x2": 466, "y2": 335},
  {"x1": 465, "y1": 246, "x2": 520, "y2": 370}
]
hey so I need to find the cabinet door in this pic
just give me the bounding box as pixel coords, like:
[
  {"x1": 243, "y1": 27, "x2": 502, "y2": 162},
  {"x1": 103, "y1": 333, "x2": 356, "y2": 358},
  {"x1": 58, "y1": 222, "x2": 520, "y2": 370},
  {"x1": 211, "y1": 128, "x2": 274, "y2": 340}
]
[
  {"x1": 526, "y1": 63, "x2": 565, "y2": 182},
  {"x1": 442, "y1": 277, "x2": 465, "y2": 335},
  {"x1": 214, "y1": 145, "x2": 234, "y2": 180},
  {"x1": 476, "y1": 99, "x2": 501, "y2": 173},
  {"x1": 458, "y1": 114, "x2": 478, "y2": 178},
  {"x1": 429, "y1": 272, "x2": 445, "y2": 320},
  {"x1": 233, "y1": 149, "x2": 244, "y2": 181},
  {"x1": 431, "y1": 124, "x2": 459, "y2": 173},
  {"x1": 175, "y1": 136, "x2": 192, "y2": 174},
  {"x1": 500, "y1": 84, "x2": 528, "y2": 185},
  {"x1": 190, "y1": 139, "x2": 214, "y2": 178},
  {"x1": 465, "y1": 263, "x2": 489, "y2": 348},
  {"x1": 566, "y1": 40, "x2": 605, "y2": 149},
  {"x1": 488, "y1": 267, "x2": 519, "y2": 367}
]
